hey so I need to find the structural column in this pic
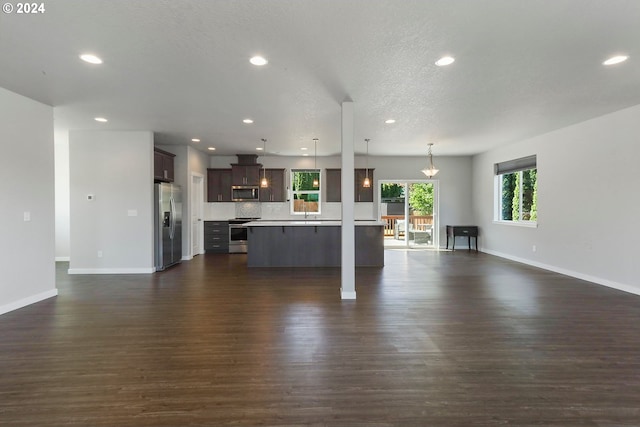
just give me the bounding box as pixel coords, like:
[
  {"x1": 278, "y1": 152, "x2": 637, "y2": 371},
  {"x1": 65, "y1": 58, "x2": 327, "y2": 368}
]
[{"x1": 340, "y1": 101, "x2": 356, "y2": 299}]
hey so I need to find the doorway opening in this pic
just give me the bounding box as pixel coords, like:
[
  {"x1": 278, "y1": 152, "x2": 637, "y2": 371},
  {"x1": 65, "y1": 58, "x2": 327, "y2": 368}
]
[
  {"x1": 191, "y1": 172, "x2": 204, "y2": 257},
  {"x1": 379, "y1": 180, "x2": 438, "y2": 249}
]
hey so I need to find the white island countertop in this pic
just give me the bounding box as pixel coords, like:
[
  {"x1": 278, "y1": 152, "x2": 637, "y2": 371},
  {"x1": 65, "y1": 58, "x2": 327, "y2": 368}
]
[{"x1": 244, "y1": 220, "x2": 385, "y2": 227}]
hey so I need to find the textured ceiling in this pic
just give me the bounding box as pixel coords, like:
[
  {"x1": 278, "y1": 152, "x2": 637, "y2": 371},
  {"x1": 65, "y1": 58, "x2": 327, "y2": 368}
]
[{"x1": 1, "y1": 0, "x2": 639, "y2": 156}]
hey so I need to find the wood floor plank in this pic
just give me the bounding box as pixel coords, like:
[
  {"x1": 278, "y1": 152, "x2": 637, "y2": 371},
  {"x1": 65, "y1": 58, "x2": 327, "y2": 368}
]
[{"x1": 1, "y1": 250, "x2": 639, "y2": 426}]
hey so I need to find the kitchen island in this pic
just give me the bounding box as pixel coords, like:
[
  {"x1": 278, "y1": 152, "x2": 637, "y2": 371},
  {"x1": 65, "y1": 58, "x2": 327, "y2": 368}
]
[{"x1": 245, "y1": 220, "x2": 384, "y2": 267}]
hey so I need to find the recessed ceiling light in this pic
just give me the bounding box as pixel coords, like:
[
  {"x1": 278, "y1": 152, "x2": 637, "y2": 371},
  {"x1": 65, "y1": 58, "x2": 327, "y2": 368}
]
[
  {"x1": 94, "y1": 117, "x2": 108, "y2": 122},
  {"x1": 435, "y1": 56, "x2": 455, "y2": 66},
  {"x1": 385, "y1": 119, "x2": 396, "y2": 124},
  {"x1": 243, "y1": 119, "x2": 254, "y2": 124},
  {"x1": 603, "y1": 55, "x2": 629, "y2": 66},
  {"x1": 256, "y1": 147, "x2": 264, "y2": 151},
  {"x1": 208, "y1": 147, "x2": 216, "y2": 151},
  {"x1": 249, "y1": 56, "x2": 268, "y2": 66},
  {"x1": 300, "y1": 147, "x2": 308, "y2": 150},
  {"x1": 303, "y1": 153, "x2": 309, "y2": 157},
  {"x1": 191, "y1": 138, "x2": 200, "y2": 142},
  {"x1": 80, "y1": 54, "x2": 103, "y2": 64}
]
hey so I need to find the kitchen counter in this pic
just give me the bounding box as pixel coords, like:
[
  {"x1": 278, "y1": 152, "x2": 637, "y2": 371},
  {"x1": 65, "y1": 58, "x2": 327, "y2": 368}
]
[
  {"x1": 244, "y1": 220, "x2": 384, "y2": 227},
  {"x1": 245, "y1": 221, "x2": 384, "y2": 267}
]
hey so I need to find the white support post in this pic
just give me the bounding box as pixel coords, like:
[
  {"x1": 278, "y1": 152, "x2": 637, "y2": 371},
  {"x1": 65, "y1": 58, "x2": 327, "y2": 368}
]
[{"x1": 341, "y1": 101, "x2": 356, "y2": 300}]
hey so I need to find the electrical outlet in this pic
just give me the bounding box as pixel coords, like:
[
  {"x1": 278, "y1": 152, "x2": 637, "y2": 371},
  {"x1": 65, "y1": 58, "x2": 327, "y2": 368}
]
[
  {"x1": 532, "y1": 245, "x2": 537, "y2": 252},
  {"x1": 97, "y1": 250, "x2": 103, "y2": 258},
  {"x1": 23, "y1": 211, "x2": 31, "y2": 222}
]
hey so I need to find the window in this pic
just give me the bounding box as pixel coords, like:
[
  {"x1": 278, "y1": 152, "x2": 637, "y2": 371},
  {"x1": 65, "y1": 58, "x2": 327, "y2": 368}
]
[
  {"x1": 291, "y1": 169, "x2": 321, "y2": 215},
  {"x1": 495, "y1": 156, "x2": 537, "y2": 223}
]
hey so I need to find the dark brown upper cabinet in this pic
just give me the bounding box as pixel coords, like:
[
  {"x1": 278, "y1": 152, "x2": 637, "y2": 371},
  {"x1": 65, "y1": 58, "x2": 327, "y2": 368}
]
[
  {"x1": 324, "y1": 168, "x2": 375, "y2": 202},
  {"x1": 207, "y1": 168, "x2": 232, "y2": 202},
  {"x1": 325, "y1": 169, "x2": 342, "y2": 202},
  {"x1": 259, "y1": 169, "x2": 286, "y2": 202},
  {"x1": 355, "y1": 168, "x2": 374, "y2": 202},
  {"x1": 231, "y1": 164, "x2": 262, "y2": 186},
  {"x1": 154, "y1": 147, "x2": 175, "y2": 182}
]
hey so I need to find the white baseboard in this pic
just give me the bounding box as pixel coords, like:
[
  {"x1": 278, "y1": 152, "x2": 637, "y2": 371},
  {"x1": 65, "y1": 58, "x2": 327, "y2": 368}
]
[
  {"x1": 481, "y1": 248, "x2": 640, "y2": 297},
  {"x1": 0, "y1": 289, "x2": 58, "y2": 316},
  {"x1": 341, "y1": 289, "x2": 357, "y2": 300},
  {"x1": 182, "y1": 255, "x2": 193, "y2": 261},
  {"x1": 67, "y1": 268, "x2": 154, "y2": 275},
  {"x1": 55, "y1": 256, "x2": 70, "y2": 262}
]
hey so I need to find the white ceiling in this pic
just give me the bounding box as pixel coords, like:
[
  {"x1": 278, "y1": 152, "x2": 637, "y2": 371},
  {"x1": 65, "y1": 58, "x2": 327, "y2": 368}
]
[{"x1": 1, "y1": 0, "x2": 639, "y2": 157}]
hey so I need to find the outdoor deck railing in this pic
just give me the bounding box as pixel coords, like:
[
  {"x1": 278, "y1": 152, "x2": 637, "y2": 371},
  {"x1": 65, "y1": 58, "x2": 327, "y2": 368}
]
[{"x1": 381, "y1": 215, "x2": 433, "y2": 237}]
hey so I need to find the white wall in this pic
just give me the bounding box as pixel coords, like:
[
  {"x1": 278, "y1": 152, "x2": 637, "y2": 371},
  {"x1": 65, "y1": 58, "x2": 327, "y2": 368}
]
[
  {"x1": 54, "y1": 126, "x2": 70, "y2": 260},
  {"x1": 472, "y1": 104, "x2": 640, "y2": 295},
  {"x1": 188, "y1": 146, "x2": 209, "y2": 177},
  {"x1": 69, "y1": 130, "x2": 154, "y2": 274},
  {"x1": 205, "y1": 154, "x2": 473, "y2": 244},
  {"x1": 188, "y1": 147, "x2": 209, "y2": 257},
  {"x1": 0, "y1": 88, "x2": 57, "y2": 314}
]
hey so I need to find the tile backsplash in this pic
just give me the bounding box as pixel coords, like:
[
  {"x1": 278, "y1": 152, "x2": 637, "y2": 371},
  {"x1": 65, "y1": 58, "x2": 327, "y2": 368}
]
[
  {"x1": 235, "y1": 202, "x2": 262, "y2": 219},
  {"x1": 204, "y1": 202, "x2": 374, "y2": 221}
]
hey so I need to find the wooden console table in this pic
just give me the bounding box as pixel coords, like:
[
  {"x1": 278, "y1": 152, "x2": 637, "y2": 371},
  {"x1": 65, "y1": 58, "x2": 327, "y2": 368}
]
[{"x1": 446, "y1": 225, "x2": 478, "y2": 251}]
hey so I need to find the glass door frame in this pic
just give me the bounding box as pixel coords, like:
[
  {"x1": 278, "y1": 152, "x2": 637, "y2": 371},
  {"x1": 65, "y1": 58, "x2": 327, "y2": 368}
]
[{"x1": 378, "y1": 179, "x2": 439, "y2": 249}]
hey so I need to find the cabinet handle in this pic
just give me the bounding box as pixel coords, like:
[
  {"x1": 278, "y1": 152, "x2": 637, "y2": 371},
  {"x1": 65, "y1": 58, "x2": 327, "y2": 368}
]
[{"x1": 164, "y1": 170, "x2": 168, "y2": 179}]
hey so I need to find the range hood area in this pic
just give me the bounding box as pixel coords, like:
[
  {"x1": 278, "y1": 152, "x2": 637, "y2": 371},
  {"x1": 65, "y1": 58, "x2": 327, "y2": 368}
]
[
  {"x1": 230, "y1": 154, "x2": 262, "y2": 201},
  {"x1": 231, "y1": 154, "x2": 260, "y2": 166}
]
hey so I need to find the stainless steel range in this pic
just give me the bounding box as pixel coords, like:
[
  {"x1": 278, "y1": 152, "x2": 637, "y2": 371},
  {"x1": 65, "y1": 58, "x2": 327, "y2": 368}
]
[{"x1": 228, "y1": 218, "x2": 258, "y2": 253}]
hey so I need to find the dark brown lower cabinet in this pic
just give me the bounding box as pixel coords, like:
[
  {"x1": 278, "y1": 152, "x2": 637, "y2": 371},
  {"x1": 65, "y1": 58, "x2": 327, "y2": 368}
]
[{"x1": 204, "y1": 221, "x2": 229, "y2": 253}]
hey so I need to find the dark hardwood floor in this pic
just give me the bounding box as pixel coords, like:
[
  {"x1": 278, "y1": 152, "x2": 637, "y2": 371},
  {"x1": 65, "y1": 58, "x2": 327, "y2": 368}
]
[{"x1": 1, "y1": 250, "x2": 639, "y2": 426}]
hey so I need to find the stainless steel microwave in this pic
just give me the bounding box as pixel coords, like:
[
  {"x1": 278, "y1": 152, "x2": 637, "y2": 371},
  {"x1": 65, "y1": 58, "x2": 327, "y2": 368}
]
[{"x1": 231, "y1": 186, "x2": 259, "y2": 201}]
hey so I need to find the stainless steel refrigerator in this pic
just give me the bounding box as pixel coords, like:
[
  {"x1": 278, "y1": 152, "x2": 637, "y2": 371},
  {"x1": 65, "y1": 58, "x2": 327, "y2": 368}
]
[{"x1": 154, "y1": 183, "x2": 182, "y2": 271}]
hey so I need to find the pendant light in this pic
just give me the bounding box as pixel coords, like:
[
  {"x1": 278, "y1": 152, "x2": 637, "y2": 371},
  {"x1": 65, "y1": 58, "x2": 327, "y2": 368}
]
[
  {"x1": 260, "y1": 138, "x2": 268, "y2": 188},
  {"x1": 363, "y1": 138, "x2": 371, "y2": 188},
  {"x1": 312, "y1": 138, "x2": 319, "y2": 187},
  {"x1": 421, "y1": 143, "x2": 439, "y2": 178}
]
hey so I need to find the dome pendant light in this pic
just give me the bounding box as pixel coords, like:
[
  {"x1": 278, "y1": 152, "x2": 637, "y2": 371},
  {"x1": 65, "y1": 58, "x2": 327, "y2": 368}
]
[
  {"x1": 363, "y1": 139, "x2": 371, "y2": 188},
  {"x1": 260, "y1": 138, "x2": 268, "y2": 188},
  {"x1": 312, "y1": 138, "x2": 319, "y2": 187},
  {"x1": 421, "y1": 143, "x2": 439, "y2": 178}
]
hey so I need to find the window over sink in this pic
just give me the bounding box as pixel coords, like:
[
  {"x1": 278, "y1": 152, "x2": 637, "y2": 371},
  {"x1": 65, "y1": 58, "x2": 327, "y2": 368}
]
[{"x1": 291, "y1": 169, "x2": 321, "y2": 215}]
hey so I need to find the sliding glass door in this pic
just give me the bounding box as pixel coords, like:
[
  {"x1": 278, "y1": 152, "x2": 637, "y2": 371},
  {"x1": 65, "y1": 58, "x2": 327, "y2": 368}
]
[
  {"x1": 380, "y1": 182, "x2": 407, "y2": 248},
  {"x1": 379, "y1": 180, "x2": 438, "y2": 249}
]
